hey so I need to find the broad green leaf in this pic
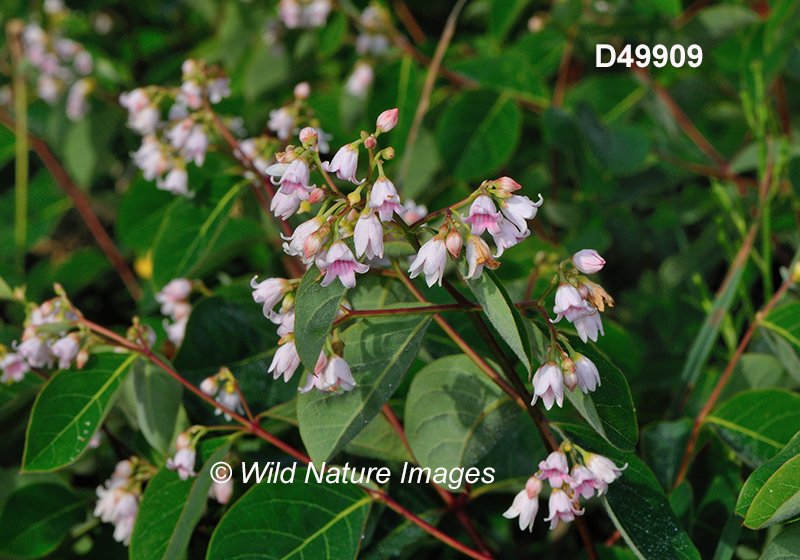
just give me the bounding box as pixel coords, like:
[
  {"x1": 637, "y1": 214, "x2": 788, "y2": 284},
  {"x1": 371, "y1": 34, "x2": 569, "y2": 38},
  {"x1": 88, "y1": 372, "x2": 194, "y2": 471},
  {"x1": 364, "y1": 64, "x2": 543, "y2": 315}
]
[
  {"x1": 762, "y1": 302, "x2": 800, "y2": 355},
  {"x1": 23, "y1": 353, "x2": 138, "y2": 472},
  {"x1": 641, "y1": 419, "x2": 692, "y2": 490},
  {"x1": 744, "y1": 449, "x2": 800, "y2": 528},
  {"x1": 151, "y1": 181, "x2": 255, "y2": 287},
  {"x1": 207, "y1": 469, "x2": 372, "y2": 560},
  {"x1": 576, "y1": 105, "x2": 651, "y2": 176},
  {"x1": 0, "y1": 482, "x2": 84, "y2": 558},
  {"x1": 361, "y1": 509, "x2": 441, "y2": 560},
  {"x1": 345, "y1": 412, "x2": 414, "y2": 463},
  {"x1": 405, "y1": 355, "x2": 518, "y2": 485},
  {"x1": 558, "y1": 423, "x2": 701, "y2": 560},
  {"x1": 489, "y1": 0, "x2": 531, "y2": 41},
  {"x1": 130, "y1": 357, "x2": 183, "y2": 455},
  {"x1": 63, "y1": 118, "x2": 96, "y2": 188},
  {"x1": 316, "y1": 11, "x2": 348, "y2": 58},
  {"x1": 298, "y1": 312, "x2": 431, "y2": 465},
  {"x1": 130, "y1": 437, "x2": 235, "y2": 560},
  {"x1": 737, "y1": 432, "x2": 800, "y2": 517},
  {"x1": 760, "y1": 523, "x2": 800, "y2": 560},
  {"x1": 707, "y1": 388, "x2": 800, "y2": 467},
  {"x1": 117, "y1": 178, "x2": 177, "y2": 252},
  {"x1": 436, "y1": 91, "x2": 522, "y2": 181},
  {"x1": 460, "y1": 267, "x2": 532, "y2": 373},
  {"x1": 0, "y1": 273, "x2": 13, "y2": 300},
  {"x1": 294, "y1": 264, "x2": 348, "y2": 374},
  {"x1": 564, "y1": 345, "x2": 638, "y2": 452}
]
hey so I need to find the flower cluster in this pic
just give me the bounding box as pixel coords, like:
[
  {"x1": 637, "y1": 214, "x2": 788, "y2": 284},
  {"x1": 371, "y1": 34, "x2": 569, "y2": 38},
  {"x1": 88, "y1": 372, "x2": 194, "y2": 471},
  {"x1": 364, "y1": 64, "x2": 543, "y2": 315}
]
[
  {"x1": 1, "y1": 298, "x2": 85, "y2": 384},
  {"x1": 277, "y1": 0, "x2": 332, "y2": 29},
  {"x1": 166, "y1": 429, "x2": 232, "y2": 504},
  {"x1": 266, "y1": 81, "x2": 332, "y2": 151},
  {"x1": 155, "y1": 278, "x2": 194, "y2": 346},
  {"x1": 504, "y1": 445, "x2": 627, "y2": 532},
  {"x1": 531, "y1": 351, "x2": 601, "y2": 410},
  {"x1": 553, "y1": 249, "x2": 614, "y2": 343},
  {"x1": 120, "y1": 59, "x2": 231, "y2": 196},
  {"x1": 15, "y1": 21, "x2": 94, "y2": 120},
  {"x1": 199, "y1": 367, "x2": 244, "y2": 421},
  {"x1": 94, "y1": 459, "x2": 143, "y2": 546}
]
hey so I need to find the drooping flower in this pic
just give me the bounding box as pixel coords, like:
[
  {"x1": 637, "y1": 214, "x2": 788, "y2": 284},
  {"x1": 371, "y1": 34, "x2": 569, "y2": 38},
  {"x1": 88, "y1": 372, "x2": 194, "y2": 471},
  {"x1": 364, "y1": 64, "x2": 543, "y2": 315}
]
[
  {"x1": 269, "y1": 341, "x2": 301, "y2": 382},
  {"x1": 273, "y1": 309, "x2": 295, "y2": 337},
  {"x1": 132, "y1": 136, "x2": 169, "y2": 181},
  {"x1": 164, "y1": 316, "x2": 189, "y2": 346},
  {"x1": 0, "y1": 352, "x2": 30, "y2": 383},
  {"x1": 401, "y1": 199, "x2": 427, "y2": 225},
  {"x1": 322, "y1": 354, "x2": 357, "y2": 392},
  {"x1": 156, "y1": 279, "x2": 193, "y2": 315},
  {"x1": 503, "y1": 476, "x2": 543, "y2": 532},
  {"x1": 268, "y1": 107, "x2": 294, "y2": 140},
  {"x1": 182, "y1": 125, "x2": 208, "y2": 167},
  {"x1": 272, "y1": 158, "x2": 314, "y2": 199},
  {"x1": 119, "y1": 89, "x2": 159, "y2": 135},
  {"x1": 94, "y1": 461, "x2": 140, "y2": 546},
  {"x1": 209, "y1": 478, "x2": 233, "y2": 504},
  {"x1": 531, "y1": 362, "x2": 564, "y2": 410},
  {"x1": 462, "y1": 195, "x2": 502, "y2": 236},
  {"x1": 354, "y1": 211, "x2": 384, "y2": 260},
  {"x1": 207, "y1": 77, "x2": 231, "y2": 104},
  {"x1": 463, "y1": 235, "x2": 499, "y2": 280},
  {"x1": 270, "y1": 190, "x2": 303, "y2": 220},
  {"x1": 251, "y1": 276, "x2": 287, "y2": 319},
  {"x1": 537, "y1": 450, "x2": 570, "y2": 488},
  {"x1": 445, "y1": 230, "x2": 462, "y2": 259},
  {"x1": 156, "y1": 167, "x2": 189, "y2": 196},
  {"x1": 215, "y1": 385, "x2": 243, "y2": 421},
  {"x1": 16, "y1": 335, "x2": 54, "y2": 369},
  {"x1": 166, "y1": 447, "x2": 197, "y2": 481},
  {"x1": 200, "y1": 376, "x2": 219, "y2": 396},
  {"x1": 572, "y1": 249, "x2": 605, "y2": 274},
  {"x1": 500, "y1": 194, "x2": 543, "y2": 233},
  {"x1": 408, "y1": 236, "x2": 447, "y2": 287},
  {"x1": 322, "y1": 144, "x2": 363, "y2": 184},
  {"x1": 50, "y1": 333, "x2": 80, "y2": 370},
  {"x1": 544, "y1": 488, "x2": 584, "y2": 530},
  {"x1": 491, "y1": 218, "x2": 529, "y2": 257},
  {"x1": 282, "y1": 218, "x2": 322, "y2": 259},
  {"x1": 316, "y1": 242, "x2": 369, "y2": 288},
  {"x1": 585, "y1": 453, "x2": 627, "y2": 484},
  {"x1": 574, "y1": 354, "x2": 601, "y2": 394},
  {"x1": 368, "y1": 177, "x2": 404, "y2": 222},
  {"x1": 552, "y1": 284, "x2": 604, "y2": 344},
  {"x1": 345, "y1": 62, "x2": 374, "y2": 98},
  {"x1": 569, "y1": 465, "x2": 602, "y2": 499},
  {"x1": 66, "y1": 79, "x2": 91, "y2": 121}
]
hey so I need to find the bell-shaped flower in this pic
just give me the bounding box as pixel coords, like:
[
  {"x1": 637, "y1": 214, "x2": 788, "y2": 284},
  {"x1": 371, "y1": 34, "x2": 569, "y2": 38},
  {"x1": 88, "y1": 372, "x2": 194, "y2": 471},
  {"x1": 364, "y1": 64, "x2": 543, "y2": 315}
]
[
  {"x1": 209, "y1": 478, "x2": 233, "y2": 504},
  {"x1": 464, "y1": 236, "x2": 499, "y2": 280},
  {"x1": 368, "y1": 177, "x2": 404, "y2": 222},
  {"x1": 354, "y1": 211, "x2": 384, "y2": 260},
  {"x1": 250, "y1": 276, "x2": 287, "y2": 319},
  {"x1": 268, "y1": 107, "x2": 294, "y2": 140},
  {"x1": 585, "y1": 453, "x2": 627, "y2": 484},
  {"x1": 531, "y1": 362, "x2": 564, "y2": 410},
  {"x1": 500, "y1": 194, "x2": 543, "y2": 233},
  {"x1": 553, "y1": 284, "x2": 593, "y2": 324},
  {"x1": 491, "y1": 218, "x2": 529, "y2": 257},
  {"x1": 155, "y1": 279, "x2": 193, "y2": 315},
  {"x1": 503, "y1": 476, "x2": 542, "y2": 531},
  {"x1": 345, "y1": 62, "x2": 374, "y2": 98},
  {"x1": 574, "y1": 354, "x2": 600, "y2": 393},
  {"x1": 537, "y1": 450, "x2": 570, "y2": 488},
  {"x1": 322, "y1": 355, "x2": 357, "y2": 392},
  {"x1": 50, "y1": 333, "x2": 80, "y2": 369},
  {"x1": 16, "y1": 335, "x2": 54, "y2": 369},
  {"x1": 401, "y1": 199, "x2": 427, "y2": 225},
  {"x1": 157, "y1": 167, "x2": 189, "y2": 197},
  {"x1": 167, "y1": 447, "x2": 197, "y2": 480},
  {"x1": 273, "y1": 309, "x2": 295, "y2": 337},
  {"x1": 462, "y1": 195, "x2": 502, "y2": 236},
  {"x1": 544, "y1": 488, "x2": 584, "y2": 530},
  {"x1": 200, "y1": 376, "x2": 219, "y2": 396},
  {"x1": 182, "y1": 125, "x2": 208, "y2": 167},
  {"x1": 272, "y1": 158, "x2": 314, "y2": 200},
  {"x1": 322, "y1": 144, "x2": 363, "y2": 184},
  {"x1": 269, "y1": 341, "x2": 301, "y2": 382},
  {"x1": 215, "y1": 385, "x2": 243, "y2": 421},
  {"x1": 0, "y1": 352, "x2": 30, "y2": 383},
  {"x1": 569, "y1": 465, "x2": 603, "y2": 499},
  {"x1": 408, "y1": 236, "x2": 447, "y2": 287},
  {"x1": 270, "y1": 190, "x2": 302, "y2": 220},
  {"x1": 316, "y1": 241, "x2": 369, "y2": 288}
]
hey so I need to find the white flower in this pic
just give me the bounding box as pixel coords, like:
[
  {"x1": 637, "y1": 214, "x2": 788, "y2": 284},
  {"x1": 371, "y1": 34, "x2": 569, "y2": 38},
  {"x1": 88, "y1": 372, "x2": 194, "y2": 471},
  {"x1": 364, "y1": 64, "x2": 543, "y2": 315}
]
[
  {"x1": 182, "y1": 126, "x2": 208, "y2": 167},
  {"x1": 270, "y1": 341, "x2": 301, "y2": 382},
  {"x1": 544, "y1": 488, "x2": 583, "y2": 530},
  {"x1": 569, "y1": 465, "x2": 603, "y2": 499},
  {"x1": 322, "y1": 144, "x2": 363, "y2": 184},
  {"x1": 572, "y1": 249, "x2": 605, "y2": 274},
  {"x1": 272, "y1": 158, "x2": 314, "y2": 199},
  {"x1": 401, "y1": 199, "x2": 427, "y2": 225},
  {"x1": 164, "y1": 316, "x2": 189, "y2": 346},
  {"x1": 156, "y1": 279, "x2": 193, "y2": 313},
  {"x1": 537, "y1": 450, "x2": 570, "y2": 488},
  {"x1": 408, "y1": 236, "x2": 447, "y2": 287},
  {"x1": 462, "y1": 195, "x2": 502, "y2": 236},
  {"x1": 0, "y1": 352, "x2": 30, "y2": 383},
  {"x1": 37, "y1": 75, "x2": 61, "y2": 105},
  {"x1": 166, "y1": 447, "x2": 197, "y2": 480},
  {"x1": 215, "y1": 387, "x2": 243, "y2": 421},
  {"x1": 354, "y1": 211, "x2": 384, "y2": 260},
  {"x1": 531, "y1": 362, "x2": 564, "y2": 410},
  {"x1": 16, "y1": 336, "x2": 54, "y2": 369},
  {"x1": 273, "y1": 309, "x2": 295, "y2": 337},
  {"x1": 268, "y1": 107, "x2": 294, "y2": 140},
  {"x1": 179, "y1": 79, "x2": 203, "y2": 109},
  {"x1": 66, "y1": 79, "x2": 91, "y2": 121},
  {"x1": 200, "y1": 376, "x2": 219, "y2": 396},
  {"x1": 209, "y1": 478, "x2": 233, "y2": 504},
  {"x1": 74, "y1": 51, "x2": 93, "y2": 75},
  {"x1": 463, "y1": 236, "x2": 499, "y2": 280},
  {"x1": 368, "y1": 177, "x2": 404, "y2": 222},
  {"x1": 574, "y1": 354, "x2": 600, "y2": 393},
  {"x1": 251, "y1": 276, "x2": 287, "y2": 319},
  {"x1": 270, "y1": 190, "x2": 303, "y2": 220},
  {"x1": 157, "y1": 167, "x2": 190, "y2": 196},
  {"x1": 282, "y1": 218, "x2": 322, "y2": 260},
  {"x1": 207, "y1": 77, "x2": 231, "y2": 104},
  {"x1": 316, "y1": 242, "x2": 369, "y2": 288},
  {"x1": 503, "y1": 476, "x2": 542, "y2": 531},
  {"x1": 346, "y1": 62, "x2": 374, "y2": 98},
  {"x1": 585, "y1": 453, "x2": 627, "y2": 484},
  {"x1": 500, "y1": 194, "x2": 543, "y2": 233},
  {"x1": 132, "y1": 136, "x2": 169, "y2": 181},
  {"x1": 50, "y1": 333, "x2": 80, "y2": 370},
  {"x1": 94, "y1": 467, "x2": 140, "y2": 547},
  {"x1": 491, "y1": 218, "x2": 529, "y2": 258}
]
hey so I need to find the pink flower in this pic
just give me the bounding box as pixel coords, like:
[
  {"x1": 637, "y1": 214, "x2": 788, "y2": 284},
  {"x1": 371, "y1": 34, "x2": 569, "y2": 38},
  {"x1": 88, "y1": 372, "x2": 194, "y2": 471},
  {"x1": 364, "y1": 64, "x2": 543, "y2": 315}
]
[
  {"x1": 376, "y1": 108, "x2": 399, "y2": 133},
  {"x1": 66, "y1": 79, "x2": 91, "y2": 121},
  {"x1": 119, "y1": 88, "x2": 159, "y2": 134},
  {"x1": 500, "y1": 194, "x2": 543, "y2": 233},
  {"x1": 316, "y1": 242, "x2": 369, "y2": 288},
  {"x1": 322, "y1": 355, "x2": 357, "y2": 391},
  {"x1": 133, "y1": 137, "x2": 168, "y2": 181},
  {"x1": 209, "y1": 478, "x2": 233, "y2": 504},
  {"x1": 156, "y1": 279, "x2": 193, "y2": 312},
  {"x1": 251, "y1": 276, "x2": 287, "y2": 319},
  {"x1": 50, "y1": 333, "x2": 80, "y2": 370},
  {"x1": 269, "y1": 341, "x2": 301, "y2": 382},
  {"x1": 491, "y1": 218, "x2": 529, "y2": 257},
  {"x1": 401, "y1": 199, "x2": 427, "y2": 225},
  {"x1": 207, "y1": 77, "x2": 230, "y2": 104},
  {"x1": 569, "y1": 465, "x2": 603, "y2": 499},
  {"x1": 157, "y1": 167, "x2": 189, "y2": 196},
  {"x1": 167, "y1": 447, "x2": 197, "y2": 480},
  {"x1": 572, "y1": 249, "x2": 605, "y2": 274},
  {"x1": 531, "y1": 362, "x2": 564, "y2": 410},
  {"x1": 495, "y1": 176, "x2": 522, "y2": 193},
  {"x1": 166, "y1": 118, "x2": 194, "y2": 149},
  {"x1": 345, "y1": 62, "x2": 374, "y2": 98},
  {"x1": 354, "y1": 211, "x2": 384, "y2": 260},
  {"x1": 164, "y1": 316, "x2": 188, "y2": 346},
  {"x1": 585, "y1": 453, "x2": 627, "y2": 484},
  {"x1": 445, "y1": 230, "x2": 462, "y2": 259},
  {"x1": 270, "y1": 191, "x2": 303, "y2": 220},
  {"x1": 368, "y1": 177, "x2": 404, "y2": 222},
  {"x1": 537, "y1": 450, "x2": 570, "y2": 488},
  {"x1": 544, "y1": 488, "x2": 584, "y2": 530},
  {"x1": 273, "y1": 309, "x2": 295, "y2": 337},
  {"x1": 503, "y1": 476, "x2": 542, "y2": 531},
  {"x1": 294, "y1": 82, "x2": 311, "y2": 99},
  {"x1": 16, "y1": 336, "x2": 54, "y2": 369},
  {"x1": 408, "y1": 236, "x2": 447, "y2": 287},
  {"x1": 322, "y1": 144, "x2": 363, "y2": 184},
  {"x1": 272, "y1": 158, "x2": 314, "y2": 200},
  {"x1": 574, "y1": 354, "x2": 600, "y2": 393},
  {"x1": 182, "y1": 126, "x2": 208, "y2": 167},
  {"x1": 462, "y1": 195, "x2": 502, "y2": 236},
  {"x1": 268, "y1": 107, "x2": 294, "y2": 140},
  {"x1": 464, "y1": 236, "x2": 499, "y2": 280},
  {"x1": 299, "y1": 126, "x2": 318, "y2": 146},
  {"x1": 200, "y1": 376, "x2": 219, "y2": 396},
  {"x1": 0, "y1": 352, "x2": 30, "y2": 383},
  {"x1": 553, "y1": 284, "x2": 591, "y2": 323}
]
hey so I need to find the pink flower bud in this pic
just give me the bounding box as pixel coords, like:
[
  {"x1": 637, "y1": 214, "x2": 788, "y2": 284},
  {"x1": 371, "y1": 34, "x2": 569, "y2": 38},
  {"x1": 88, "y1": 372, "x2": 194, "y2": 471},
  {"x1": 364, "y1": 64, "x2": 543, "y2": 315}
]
[
  {"x1": 376, "y1": 108, "x2": 399, "y2": 132},
  {"x1": 299, "y1": 127, "x2": 318, "y2": 147},
  {"x1": 445, "y1": 230, "x2": 462, "y2": 259},
  {"x1": 496, "y1": 176, "x2": 522, "y2": 192},
  {"x1": 200, "y1": 376, "x2": 219, "y2": 396},
  {"x1": 563, "y1": 369, "x2": 578, "y2": 392},
  {"x1": 572, "y1": 249, "x2": 605, "y2": 274},
  {"x1": 294, "y1": 82, "x2": 311, "y2": 99},
  {"x1": 364, "y1": 136, "x2": 377, "y2": 149},
  {"x1": 76, "y1": 349, "x2": 89, "y2": 369},
  {"x1": 308, "y1": 187, "x2": 326, "y2": 204},
  {"x1": 176, "y1": 431, "x2": 192, "y2": 450},
  {"x1": 303, "y1": 232, "x2": 324, "y2": 262}
]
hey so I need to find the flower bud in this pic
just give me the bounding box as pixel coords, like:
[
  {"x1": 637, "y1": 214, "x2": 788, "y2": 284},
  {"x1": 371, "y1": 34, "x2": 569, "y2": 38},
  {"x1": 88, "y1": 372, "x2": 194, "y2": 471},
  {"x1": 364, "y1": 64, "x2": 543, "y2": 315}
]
[
  {"x1": 298, "y1": 200, "x2": 312, "y2": 214},
  {"x1": 562, "y1": 369, "x2": 578, "y2": 392},
  {"x1": 294, "y1": 82, "x2": 311, "y2": 99},
  {"x1": 376, "y1": 108, "x2": 399, "y2": 132},
  {"x1": 572, "y1": 249, "x2": 605, "y2": 274},
  {"x1": 76, "y1": 349, "x2": 89, "y2": 369},
  {"x1": 382, "y1": 147, "x2": 395, "y2": 160},
  {"x1": 347, "y1": 191, "x2": 361, "y2": 205},
  {"x1": 176, "y1": 431, "x2": 192, "y2": 450},
  {"x1": 304, "y1": 232, "x2": 324, "y2": 262},
  {"x1": 200, "y1": 376, "x2": 219, "y2": 396},
  {"x1": 299, "y1": 126, "x2": 318, "y2": 147},
  {"x1": 364, "y1": 136, "x2": 377, "y2": 150},
  {"x1": 495, "y1": 176, "x2": 522, "y2": 193},
  {"x1": 309, "y1": 187, "x2": 326, "y2": 204},
  {"x1": 445, "y1": 230, "x2": 462, "y2": 259}
]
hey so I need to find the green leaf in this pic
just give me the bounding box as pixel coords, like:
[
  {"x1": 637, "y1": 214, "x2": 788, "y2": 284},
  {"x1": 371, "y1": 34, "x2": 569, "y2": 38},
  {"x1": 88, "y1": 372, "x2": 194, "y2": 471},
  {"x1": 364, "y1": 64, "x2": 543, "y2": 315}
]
[
  {"x1": 117, "y1": 178, "x2": 177, "y2": 252},
  {"x1": 461, "y1": 267, "x2": 532, "y2": 373},
  {"x1": 316, "y1": 11, "x2": 348, "y2": 58},
  {"x1": 743, "y1": 442, "x2": 800, "y2": 529},
  {"x1": 345, "y1": 412, "x2": 414, "y2": 463},
  {"x1": 576, "y1": 105, "x2": 651, "y2": 176},
  {"x1": 151, "y1": 181, "x2": 255, "y2": 287},
  {"x1": 207, "y1": 469, "x2": 372, "y2": 560},
  {"x1": 759, "y1": 523, "x2": 800, "y2": 560},
  {"x1": 130, "y1": 357, "x2": 183, "y2": 455},
  {"x1": 564, "y1": 345, "x2": 638, "y2": 452},
  {"x1": 737, "y1": 432, "x2": 800, "y2": 517},
  {"x1": 404, "y1": 355, "x2": 518, "y2": 485},
  {"x1": 762, "y1": 302, "x2": 800, "y2": 355},
  {"x1": 558, "y1": 423, "x2": 701, "y2": 560},
  {"x1": 63, "y1": 118, "x2": 96, "y2": 188},
  {"x1": 0, "y1": 273, "x2": 13, "y2": 300},
  {"x1": 297, "y1": 312, "x2": 431, "y2": 465},
  {"x1": 489, "y1": 0, "x2": 531, "y2": 41},
  {"x1": 641, "y1": 419, "x2": 692, "y2": 490},
  {"x1": 23, "y1": 353, "x2": 138, "y2": 472},
  {"x1": 707, "y1": 388, "x2": 800, "y2": 467},
  {"x1": 0, "y1": 482, "x2": 84, "y2": 558},
  {"x1": 436, "y1": 91, "x2": 522, "y2": 181},
  {"x1": 130, "y1": 437, "x2": 235, "y2": 560},
  {"x1": 294, "y1": 264, "x2": 348, "y2": 374}
]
